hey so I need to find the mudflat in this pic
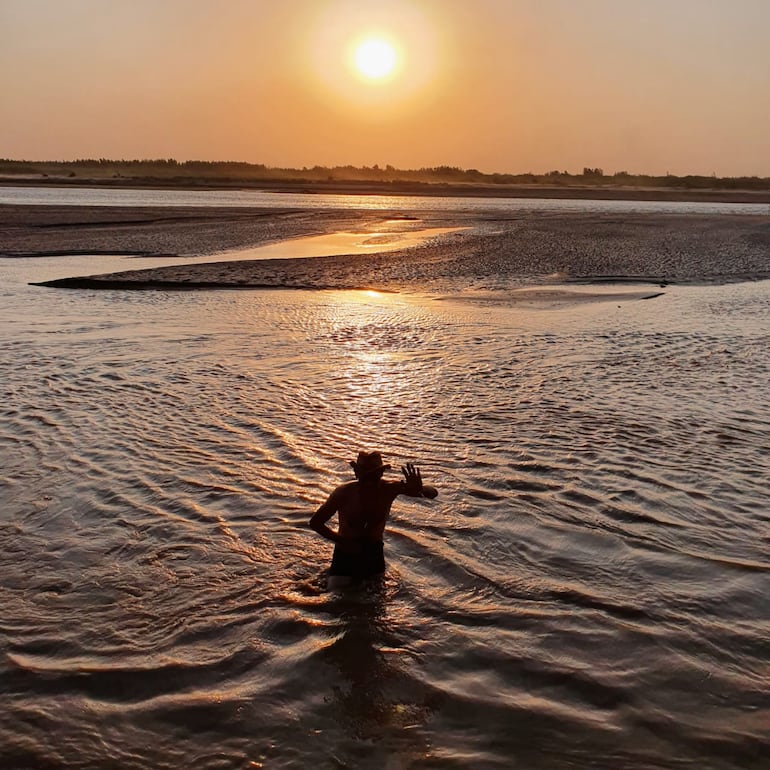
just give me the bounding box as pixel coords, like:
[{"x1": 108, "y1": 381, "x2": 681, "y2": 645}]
[{"x1": 2, "y1": 204, "x2": 769, "y2": 291}]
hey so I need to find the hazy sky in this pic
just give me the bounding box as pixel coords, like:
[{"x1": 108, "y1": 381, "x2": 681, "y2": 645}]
[{"x1": 1, "y1": 0, "x2": 768, "y2": 175}]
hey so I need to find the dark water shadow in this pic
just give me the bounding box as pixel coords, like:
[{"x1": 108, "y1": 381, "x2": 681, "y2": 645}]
[{"x1": 313, "y1": 577, "x2": 435, "y2": 764}]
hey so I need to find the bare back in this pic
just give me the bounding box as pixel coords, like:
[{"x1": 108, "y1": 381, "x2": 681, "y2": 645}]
[{"x1": 320, "y1": 479, "x2": 404, "y2": 543}]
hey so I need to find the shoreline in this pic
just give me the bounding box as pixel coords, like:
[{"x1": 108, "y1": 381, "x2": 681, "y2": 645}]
[
  {"x1": 3, "y1": 176, "x2": 770, "y2": 204},
  {"x1": 29, "y1": 277, "x2": 671, "y2": 313}
]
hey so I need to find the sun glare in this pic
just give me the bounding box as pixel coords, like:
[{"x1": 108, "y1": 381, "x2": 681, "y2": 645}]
[
  {"x1": 354, "y1": 38, "x2": 397, "y2": 80},
  {"x1": 308, "y1": 3, "x2": 439, "y2": 111}
]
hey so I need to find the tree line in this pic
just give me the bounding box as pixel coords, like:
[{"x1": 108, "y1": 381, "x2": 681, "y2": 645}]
[{"x1": 1, "y1": 158, "x2": 769, "y2": 190}]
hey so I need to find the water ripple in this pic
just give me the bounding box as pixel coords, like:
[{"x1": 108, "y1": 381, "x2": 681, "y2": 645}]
[{"x1": 1, "y1": 281, "x2": 768, "y2": 769}]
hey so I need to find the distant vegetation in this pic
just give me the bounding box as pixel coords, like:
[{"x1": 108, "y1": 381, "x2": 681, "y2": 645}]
[{"x1": 2, "y1": 158, "x2": 769, "y2": 191}]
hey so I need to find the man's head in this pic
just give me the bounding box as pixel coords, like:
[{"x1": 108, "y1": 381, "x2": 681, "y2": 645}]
[{"x1": 350, "y1": 450, "x2": 390, "y2": 482}]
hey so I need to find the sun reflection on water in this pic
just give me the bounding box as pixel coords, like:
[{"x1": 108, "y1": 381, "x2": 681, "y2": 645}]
[{"x1": 314, "y1": 290, "x2": 432, "y2": 442}]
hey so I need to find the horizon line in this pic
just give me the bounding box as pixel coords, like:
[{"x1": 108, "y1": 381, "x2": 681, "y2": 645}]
[{"x1": 2, "y1": 158, "x2": 770, "y2": 182}]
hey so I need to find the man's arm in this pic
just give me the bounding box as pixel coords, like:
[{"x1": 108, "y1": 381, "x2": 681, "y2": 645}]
[
  {"x1": 309, "y1": 490, "x2": 345, "y2": 544},
  {"x1": 399, "y1": 463, "x2": 438, "y2": 499}
]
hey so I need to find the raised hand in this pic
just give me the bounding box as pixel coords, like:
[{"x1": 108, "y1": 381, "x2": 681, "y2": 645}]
[{"x1": 401, "y1": 462, "x2": 423, "y2": 494}]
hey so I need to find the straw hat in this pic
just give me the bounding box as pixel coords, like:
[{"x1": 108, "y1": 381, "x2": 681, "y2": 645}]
[{"x1": 350, "y1": 450, "x2": 391, "y2": 475}]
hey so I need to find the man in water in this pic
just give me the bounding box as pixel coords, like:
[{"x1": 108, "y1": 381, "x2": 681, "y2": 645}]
[{"x1": 310, "y1": 451, "x2": 438, "y2": 589}]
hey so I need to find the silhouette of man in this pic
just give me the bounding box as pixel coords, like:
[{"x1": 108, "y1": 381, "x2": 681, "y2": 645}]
[{"x1": 310, "y1": 451, "x2": 438, "y2": 589}]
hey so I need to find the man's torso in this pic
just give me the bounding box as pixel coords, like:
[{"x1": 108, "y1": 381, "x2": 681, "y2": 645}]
[{"x1": 335, "y1": 480, "x2": 401, "y2": 542}]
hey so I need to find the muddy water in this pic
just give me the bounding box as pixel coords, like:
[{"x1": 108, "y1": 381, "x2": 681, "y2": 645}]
[{"x1": 1, "y1": 246, "x2": 768, "y2": 770}]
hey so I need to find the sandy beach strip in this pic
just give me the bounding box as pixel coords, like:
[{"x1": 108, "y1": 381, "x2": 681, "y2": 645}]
[{"x1": 3, "y1": 204, "x2": 768, "y2": 293}]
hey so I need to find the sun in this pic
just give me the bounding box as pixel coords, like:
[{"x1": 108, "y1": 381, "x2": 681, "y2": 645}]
[{"x1": 353, "y1": 38, "x2": 397, "y2": 80}]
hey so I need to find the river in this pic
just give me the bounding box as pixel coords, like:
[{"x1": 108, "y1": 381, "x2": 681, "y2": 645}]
[{"x1": 0, "y1": 188, "x2": 768, "y2": 769}]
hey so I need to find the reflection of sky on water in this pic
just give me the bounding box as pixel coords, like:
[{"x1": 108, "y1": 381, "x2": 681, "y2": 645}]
[
  {"x1": 0, "y1": 228, "x2": 459, "y2": 287},
  {"x1": 220, "y1": 226, "x2": 460, "y2": 262},
  {"x1": 2, "y1": 184, "x2": 768, "y2": 215}
]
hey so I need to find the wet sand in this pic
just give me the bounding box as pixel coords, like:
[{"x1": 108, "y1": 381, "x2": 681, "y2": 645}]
[
  {"x1": 0, "y1": 204, "x2": 380, "y2": 258},
  {"x1": 2, "y1": 204, "x2": 769, "y2": 293}
]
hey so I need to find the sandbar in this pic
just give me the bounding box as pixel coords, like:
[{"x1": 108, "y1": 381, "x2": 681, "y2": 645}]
[{"x1": 2, "y1": 204, "x2": 769, "y2": 295}]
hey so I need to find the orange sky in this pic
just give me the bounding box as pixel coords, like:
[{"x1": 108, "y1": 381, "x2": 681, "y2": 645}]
[{"x1": 1, "y1": 0, "x2": 769, "y2": 176}]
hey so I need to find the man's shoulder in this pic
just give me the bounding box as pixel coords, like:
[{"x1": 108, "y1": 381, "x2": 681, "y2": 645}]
[
  {"x1": 331, "y1": 481, "x2": 358, "y2": 497},
  {"x1": 382, "y1": 479, "x2": 405, "y2": 495}
]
